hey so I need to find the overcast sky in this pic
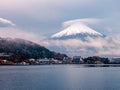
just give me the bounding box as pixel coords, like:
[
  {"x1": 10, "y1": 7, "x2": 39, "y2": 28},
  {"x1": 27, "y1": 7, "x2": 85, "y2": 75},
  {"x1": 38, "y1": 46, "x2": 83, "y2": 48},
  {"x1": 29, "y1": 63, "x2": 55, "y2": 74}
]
[
  {"x1": 0, "y1": 0, "x2": 120, "y2": 56},
  {"x1": 0, "y1": 0, "x2": 119, "y2": 39}
]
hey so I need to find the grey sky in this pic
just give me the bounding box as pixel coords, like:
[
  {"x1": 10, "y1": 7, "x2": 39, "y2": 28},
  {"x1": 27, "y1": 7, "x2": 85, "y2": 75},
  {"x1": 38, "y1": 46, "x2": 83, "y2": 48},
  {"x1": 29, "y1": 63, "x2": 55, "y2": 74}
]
[
  {"x1": 0, "y1": 0, "x2": 120, "y2": 38},
  {"x1": 0, "y1": 0, "x2": 120, "y2": 56}
]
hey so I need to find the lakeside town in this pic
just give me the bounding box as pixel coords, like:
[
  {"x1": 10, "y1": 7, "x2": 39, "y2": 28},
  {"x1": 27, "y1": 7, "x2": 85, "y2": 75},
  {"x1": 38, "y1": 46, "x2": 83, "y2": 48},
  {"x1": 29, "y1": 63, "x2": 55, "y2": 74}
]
[{"x1": 0, "y1": 52, "x2": 120, "y2": 65}]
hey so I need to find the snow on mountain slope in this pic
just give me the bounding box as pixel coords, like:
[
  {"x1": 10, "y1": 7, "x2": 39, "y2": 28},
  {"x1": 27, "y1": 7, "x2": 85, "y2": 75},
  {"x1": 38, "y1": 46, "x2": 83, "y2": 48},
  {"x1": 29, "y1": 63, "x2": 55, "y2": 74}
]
[{"x1": 51, "y1": 23, "x2": 103, "y2": 39}]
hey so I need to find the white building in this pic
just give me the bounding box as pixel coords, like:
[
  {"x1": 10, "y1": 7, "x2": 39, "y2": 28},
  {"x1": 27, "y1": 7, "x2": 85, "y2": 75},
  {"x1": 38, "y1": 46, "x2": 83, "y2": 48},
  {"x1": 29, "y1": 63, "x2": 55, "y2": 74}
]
[
  {"x1": 29, "y1": 58, "x2": 35, "y2": 62},
  {"x1": 3, "y1": 60, "x2": 7, "y2": 63}
]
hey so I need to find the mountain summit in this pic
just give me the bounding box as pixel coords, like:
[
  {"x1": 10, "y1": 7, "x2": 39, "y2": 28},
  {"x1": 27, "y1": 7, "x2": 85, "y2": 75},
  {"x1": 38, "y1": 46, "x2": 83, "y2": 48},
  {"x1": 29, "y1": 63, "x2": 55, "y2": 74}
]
[{"x1": 51, "y1": 23, "x2": 103, "y2": 39}]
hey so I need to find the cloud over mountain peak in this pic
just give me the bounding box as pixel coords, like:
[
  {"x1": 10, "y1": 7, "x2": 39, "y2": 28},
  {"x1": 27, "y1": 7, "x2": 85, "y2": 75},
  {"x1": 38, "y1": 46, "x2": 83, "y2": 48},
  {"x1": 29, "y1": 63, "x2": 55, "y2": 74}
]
[{"x1": 51, "y1": 19, "x2": 103, "y2": 39}]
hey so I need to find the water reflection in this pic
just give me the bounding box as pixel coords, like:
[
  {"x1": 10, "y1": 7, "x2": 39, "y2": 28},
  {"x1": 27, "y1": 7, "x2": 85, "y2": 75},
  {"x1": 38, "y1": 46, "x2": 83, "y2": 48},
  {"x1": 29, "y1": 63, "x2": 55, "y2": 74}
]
[
  {"x1": 82, "y1": 64, "x2": 120, "y2": 67},
  {"x1": 0, "y1": 65, "x2": 120, "y2": 90}
]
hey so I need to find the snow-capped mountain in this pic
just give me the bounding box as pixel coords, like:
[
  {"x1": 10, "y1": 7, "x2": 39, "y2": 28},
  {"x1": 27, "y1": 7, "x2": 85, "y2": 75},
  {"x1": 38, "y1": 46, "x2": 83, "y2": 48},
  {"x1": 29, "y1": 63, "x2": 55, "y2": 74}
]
[{"x1": 51, "y1": 23, "x2": 103, "y2": 40}]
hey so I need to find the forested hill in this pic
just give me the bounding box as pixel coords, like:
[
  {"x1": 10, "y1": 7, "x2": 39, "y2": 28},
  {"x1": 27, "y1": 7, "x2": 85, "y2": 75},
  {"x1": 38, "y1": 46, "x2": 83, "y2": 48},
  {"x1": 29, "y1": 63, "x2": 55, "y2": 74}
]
[{"x1": 0, "y1": 37, "x2": 67, "y2": 61}]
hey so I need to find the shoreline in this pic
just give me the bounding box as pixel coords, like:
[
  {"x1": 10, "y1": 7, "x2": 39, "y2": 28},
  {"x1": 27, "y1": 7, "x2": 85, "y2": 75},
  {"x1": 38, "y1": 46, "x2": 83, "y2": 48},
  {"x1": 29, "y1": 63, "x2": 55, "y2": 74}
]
[{"x1": 1, "y1": 64, "x2": 120, "y2": 67}]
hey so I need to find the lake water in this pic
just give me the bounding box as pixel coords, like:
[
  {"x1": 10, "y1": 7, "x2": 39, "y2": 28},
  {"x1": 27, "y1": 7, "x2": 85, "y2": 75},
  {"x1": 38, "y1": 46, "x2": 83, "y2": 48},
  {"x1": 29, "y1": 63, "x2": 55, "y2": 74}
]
[{"x1": 0, "y1": 65, "x2": 120, "y2": 90}]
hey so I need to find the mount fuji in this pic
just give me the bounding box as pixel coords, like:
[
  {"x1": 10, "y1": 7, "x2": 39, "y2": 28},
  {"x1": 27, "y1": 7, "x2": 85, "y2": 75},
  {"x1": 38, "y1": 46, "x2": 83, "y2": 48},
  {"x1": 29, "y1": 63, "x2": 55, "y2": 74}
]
[{"x1": 51, "y1": 23, "x2": 104, "y2": 40}]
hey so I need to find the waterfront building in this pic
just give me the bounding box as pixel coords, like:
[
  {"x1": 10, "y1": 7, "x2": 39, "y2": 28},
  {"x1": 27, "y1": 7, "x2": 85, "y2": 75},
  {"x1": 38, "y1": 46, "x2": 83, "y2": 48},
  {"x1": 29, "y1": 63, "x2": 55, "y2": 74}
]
[
  {"x1": 110, "y1": 57, "x2": 120, "y2": 64},
  {"x1": 72, "y1": 56, "x2": 83, "y2": 64}
]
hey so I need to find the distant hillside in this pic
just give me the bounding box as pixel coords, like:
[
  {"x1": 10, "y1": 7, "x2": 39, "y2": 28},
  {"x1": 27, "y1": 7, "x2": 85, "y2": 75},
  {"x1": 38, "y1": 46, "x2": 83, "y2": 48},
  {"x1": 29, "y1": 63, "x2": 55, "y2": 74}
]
[{"x1": 0, "y1": 37, "x2": 67, "y2": 61}]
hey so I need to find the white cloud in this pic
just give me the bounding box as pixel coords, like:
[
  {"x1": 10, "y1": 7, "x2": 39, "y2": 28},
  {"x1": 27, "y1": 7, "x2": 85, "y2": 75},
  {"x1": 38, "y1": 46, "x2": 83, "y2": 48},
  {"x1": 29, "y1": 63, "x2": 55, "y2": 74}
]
[
  {"x1": 42, "y1": 36, "x2": 120, "y2": 57},
  {"x1": 0, "y1": 17, "x2": 42, "y2": 43},
  {"x1": 63, "y1": 18, "x2": 102, "y2": 27},
  {"x1": 61, "y1": 18, "x2": 104, "y2": 35},
  {"x1": 0, "y1": 28, "x2": 40, "y2": 43},
  {"x1": 0, "y1": 18, "x2": 15, "y2": 27}
]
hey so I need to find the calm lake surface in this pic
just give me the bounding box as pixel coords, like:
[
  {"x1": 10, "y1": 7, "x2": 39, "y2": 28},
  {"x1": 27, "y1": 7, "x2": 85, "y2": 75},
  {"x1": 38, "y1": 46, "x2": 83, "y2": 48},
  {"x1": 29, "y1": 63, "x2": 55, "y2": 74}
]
[{"x1": 0, "y1": 65, "x2": 120, "y2": 90}]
